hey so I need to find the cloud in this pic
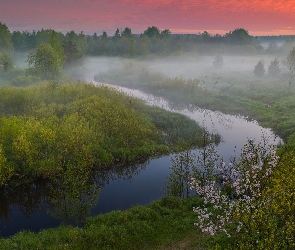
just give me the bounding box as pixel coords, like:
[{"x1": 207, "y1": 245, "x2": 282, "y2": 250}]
[{"x1": 1, "y1": 0, "x2": 295, "y2": 35}]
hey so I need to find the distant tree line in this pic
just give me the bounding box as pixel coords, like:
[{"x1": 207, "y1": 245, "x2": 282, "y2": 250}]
[
  {"x1": 2, "y1": 21, "x2": 295, "y2": 83},
  {"x1": 2, "y1": 21, "x2": 295, "y2": 60},
  {"x1": 1, "y1": 21, "x2": 267, "y2": 58}
]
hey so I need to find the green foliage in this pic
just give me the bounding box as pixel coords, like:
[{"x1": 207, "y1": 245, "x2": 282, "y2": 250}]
[
  {"x1": 121, "y1": 27, "x2": 133, "y2": 38},
  {"x1": 0, "y1": 52, "x2": 13, "y2": 72},
  {"x1": 266, "y1": 41, "x2": 279, "y2": 54},
  {"x1": 166, "y1": 150, "x2": 195, "y2": 199},
  {"x1": 0, "y1": 82, "x2": 203, "y2": 186},
  {"x1": 220, "y1": 151, "x2": 295, "y2": 249},
  {"x1": 7, "y1": 24, "x2": 266, "y2": 57},
  {"x1": 283, "y1": 47, "x2": 295, "y2": 90},
  {"x1": 225, "y1": 28, "x2": 257, "y2": 46},
  {"x1": 49, "y1": 30, "x2": 64, "y2": 64},
  {"x1": 253, "y1": 61, "x2": 265, "y2": 77},
  {"x1": 62, "y1": 40, "x2": 83, "y2": 65},
  {"x1": 27, "y1": 42, "x2": 64, "y2": 79},
  {"x1": 0, "y1": 68, "x2": 28, "y2": 87},
  {"x1": 0, "y1": 87, "x2": 30, "y2": 115},
  {"x1": 11, "y1": 74, "x2": 40, "y2": 86},
  {"x1": 0, "y1": 144, "x2": 14, "y2": 186},
  {"x1": 268, "y1": 58, "x2": 280, "y2": 76},
  {"x1": 49, "y1": 162, "x2": 99, "y2": 226},
  {"x1": 160, "y1": 29, "x2": 171, "y2": 38},
  {"x1": 143, "y1": 26, "x2": 160, "y2": 38},
  {"x1": 0, "y1": 22, "x2": 13, "y2": 51},
  {"x1": 64, "y1": 31, "x2": 88, "y2": 55}
]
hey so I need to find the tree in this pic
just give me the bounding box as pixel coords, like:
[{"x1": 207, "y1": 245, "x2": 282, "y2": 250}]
[
  {"x1": 50, "y1": 31, "x2": 64, "y2": 57},
  {"x1": 0, "y1": 52, "x2": 13, "y2": 72},
  {"x1": 0, "y1": 22, "x2": 13, "y2": 51},
  {"x1": 268, "y1": 59, "x2": 280, "y2": 76},
  {"x1": 27, "y1": 42, "x2": 64, "y2": 79},
  {"x1": 137, "y1": 35, "x2": 150, "y2": 55},
  {"x1": 198, "y1": 31, "x2": 211, "y2": 43},
  {"x1": 266, "y1": 41, "x2": 279, "y2": 54},
  {"x1": 101, "y1": 31, "x2": 108, "y2": 40},
  {"x1": 11, "y1": 31, "x2": 26, "y2": 51},
  {"x1": 254, "y1": 60, "x2": 265, "y2": 77},
  {"x1": 283, "y1": 47, "x2": 295, "y2": 90},
  {"x1": 160, "y1": 29, "x2": 171, "y2": 38},
  {"x1": 64, "y1": 31, "x2": 88, "y2": 56},
  {"x1": 225, "y1": 28, "x2": 257, "y2": 46},
  {"x1": 213, "y1": 55, "x2": 224, "y2": 68},
  {"x1": 62, "y1": 40, "x2": 83, "y2": 65},
  {"x1": 121, "y1": 27, "x2": 132, "y2": 38},
  {"x1": 112, "y1": 28, "x2": 121, "y2": 44},
  {"x1": 143, "y1": 26, "x2": 160, "y2": 38}
]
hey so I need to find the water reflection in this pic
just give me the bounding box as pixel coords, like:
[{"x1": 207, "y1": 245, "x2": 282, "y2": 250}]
[
  {"x1": 48, "y1": 166, "x2": 99, "y2": 226},
  {"x1": 0, "y1": 161, "x2": 148, "y2": 237},
  {"x1": 0, "y1": 180, "x2": 51, "y2": 236},
  {"x1": 0, "y1": 181, "x2": 50, "y2": 219},
  {"x1": 166, "y1": 130, "x2": 220, "y2": 199}
]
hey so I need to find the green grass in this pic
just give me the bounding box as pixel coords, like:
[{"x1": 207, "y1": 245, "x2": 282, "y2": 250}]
[{"x1": 0, "y1": 197, "x2": 214, "y2": 250}]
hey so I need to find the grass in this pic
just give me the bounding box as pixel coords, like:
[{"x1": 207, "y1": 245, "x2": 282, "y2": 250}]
[{"x1": 0, "y1": 197, "x2": 214, "y2": 250}]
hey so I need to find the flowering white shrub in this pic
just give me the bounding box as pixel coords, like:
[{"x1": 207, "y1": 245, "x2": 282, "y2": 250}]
[{"x1": 190, "y1": 139, "x2": 279, "y2": 236}]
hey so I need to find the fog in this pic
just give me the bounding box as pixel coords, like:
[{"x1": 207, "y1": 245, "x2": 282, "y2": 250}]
[
  {"x1": 11, "y1": 46, "x2": 289, "y2": 98},
  {"x1": 13, "y1": 52, "x2": 30, "y2": 69},
  {"x1": 74, "y1": 53, "x2": 285, "y2": 90}
]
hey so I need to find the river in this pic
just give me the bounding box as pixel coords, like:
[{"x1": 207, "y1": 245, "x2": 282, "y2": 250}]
[{"x1": 0, "y1": 81, "x2": 281, "y2": 238}]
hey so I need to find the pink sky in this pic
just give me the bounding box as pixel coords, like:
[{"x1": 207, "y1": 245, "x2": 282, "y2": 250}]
[{"x1": 1, "y1": 0, "x2": 295, "y2": 35}]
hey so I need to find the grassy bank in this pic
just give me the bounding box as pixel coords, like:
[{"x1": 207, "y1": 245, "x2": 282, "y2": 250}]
[
  {"x1": 0, "y1": 197, "x2": 213, "y2": 249},
  {"x1": 94, "y1": 60, "x2": 295, "y2": 148},
  {"x1": 0, "y1": 81, "x2": 206, "y2": 187}
]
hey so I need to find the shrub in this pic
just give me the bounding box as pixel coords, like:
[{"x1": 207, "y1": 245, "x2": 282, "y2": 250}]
[
  {"x1": 268, "y1": 59, "x2": 280, "y2": 76},
  {"x1": 11, "y1": 75, "x2": 40, "y2": 86},
  {"x1": 254, "y1": 61, "x2": 265, "y2": 77}
]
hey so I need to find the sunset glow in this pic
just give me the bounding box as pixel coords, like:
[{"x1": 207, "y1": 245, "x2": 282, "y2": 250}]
[{"x1": 1, "y1": 0, "x2": 295, "y2": 35}]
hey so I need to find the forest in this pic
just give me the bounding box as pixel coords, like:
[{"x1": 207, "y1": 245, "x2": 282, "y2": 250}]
[{"x1": 0, "y1": 20, "x2": 295, "y2": 249}]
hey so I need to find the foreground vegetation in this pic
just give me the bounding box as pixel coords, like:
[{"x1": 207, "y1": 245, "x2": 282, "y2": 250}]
[
  {"x1": 0, "y1": 81, "x2": 205, "y2": 186},
  {"x1": 0, "y1": 197, "x2": 207, "y2": 250},
  {"x1": 1, "y1": 144, "x2": 293, "y2": 249},
  {"x1": 0, "y1": 145, "x2": 294, "y2": 249}
]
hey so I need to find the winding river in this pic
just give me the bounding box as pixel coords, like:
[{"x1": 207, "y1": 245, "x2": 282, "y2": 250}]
[{"x1": 0, "y1": 81, "x2": 282, "y2": 238}]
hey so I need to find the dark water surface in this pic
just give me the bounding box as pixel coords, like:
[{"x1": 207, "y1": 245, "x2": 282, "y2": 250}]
[{"x1": 0, "y1": 82, "x2": 281, "y2": 238}]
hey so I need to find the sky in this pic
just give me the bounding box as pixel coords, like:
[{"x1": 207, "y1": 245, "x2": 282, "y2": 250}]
[{"x1": 1, "y1": 0, "x2": 295, "y2": 36}]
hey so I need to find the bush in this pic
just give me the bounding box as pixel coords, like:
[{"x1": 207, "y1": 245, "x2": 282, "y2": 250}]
[
  {"x1": 0, "y1": 52, "x2": 13, "y2": 72},
  {"x1": 11, "y1": 75, "x2": 40, "y2": 86},
  {"x1": 268, "y1": 59, "x2": 280, "y2": 76},
  {"x1": 254, "y1": 61, "x2": 265, "y2": 77}
]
